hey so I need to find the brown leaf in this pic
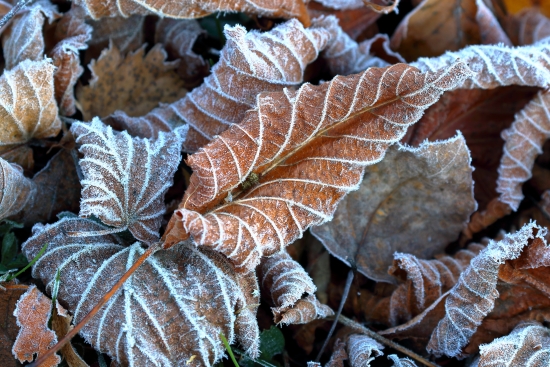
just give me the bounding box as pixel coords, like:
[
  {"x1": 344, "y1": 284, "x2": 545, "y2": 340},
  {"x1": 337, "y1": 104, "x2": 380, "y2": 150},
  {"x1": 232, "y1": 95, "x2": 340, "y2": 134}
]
[
  {"x1": 311, "y1": 134, "x2": 476, "y2": 283},
  {"x1": 50, "y1": 6, "x2": 92, "y2": 116},
  {"x1": 0, "y1": 59, "x2": 60, "y2": 170},
  {"x1": 22, "y1": 216, "x2": 260, "y2": 366},
  {"x1": 12, "y1": 285, "x2": 60, "y2": 366},
  {"x1": 0, "y1": 285, "x2": 27, "y2": 367},
  {"x1": 77, "y1": 42, "x2": 186, "y2": 121},
  {"x1": 1, "y1": 1, "x2": 61, "y2": 70},
  {"x1": 86, "y1": 15, "x2": 144, "y2": 62},
  {"x1": 73, "y1": 0, "x2": 310, "y2": 25},
  {"x1": 346, "y1": 334, "x2": 384, "y2": 367},
  {"x1": 387, "y1": 355, "x2": 417, "y2": 367},
  {"x1": 326, "y1": 339, "x2": 348, "y2": 367},
  {"x1": 274, "y1": 294, "x2": 334, "y2": 325},
  {"x1": 427, "y1": 222, "x2": 547, "y2": 358},
  {"x1": 51, "y1": 301, "x2": 89, "y2": 367},
  {"x1": 391, "y1": 0, "x2": 511, "y2": 61},
  {"x1": 0, "y1": 159, "x2": 35, "y2": 221},
  {"x1": 504, "y1": 8, "x2": 550, "y2": 46},
  {"x1": 70, "y1": 119, "x2": 182, "y2": 244},
  {"x1": 163, "y1": 61, "x2": 472, "y2": 271},
  {"x1": 476, "y1": 321, "x2": 550, "y2": 367}
]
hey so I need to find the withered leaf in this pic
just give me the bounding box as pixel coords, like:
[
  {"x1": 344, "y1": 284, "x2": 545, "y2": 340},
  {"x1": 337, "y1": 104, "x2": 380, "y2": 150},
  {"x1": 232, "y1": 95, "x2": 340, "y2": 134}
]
[
  {"x1": 346, "y1": 334, "x2": 384, "y2": 367},
  {"x1": 475, "y1": 322, "x2": 550, "y2": 366},
  {"x1": 51, "y1": 301, "x2": 89, "y2": 367},
  {"x1": 12, "y1": 285, "x2": 60, "y2": 366},
  {"x1": 427, "y1": 222, "x2": 547, "y2": 358},
  {"x1": 391, "y1": 0, "x2": 511, "y2": 61},
  {"x1": 71, "y1": 119, "x2": 182, "y2": 244},
  {"x1": 0, "y1": 59, "x2": 60, "y2": 170},
  {"x1": 77, "y1": 43, "x2": 186, "y2": 121},
  {"x1": 86, "y1": 15, "x2": 144, "y2": 62},
  {"x1": 504, "y1": 8, "x2": 550, "y2": 46},
  {"x1": 0, "y1": 285, "x2": 27, "y2": 367},
  {"x1": 73, "y1": 0, "x2": 310, "y2": 25},
  {"x1": 0, "y1": 159, "x2": 35, "y2": 221},
  {"x1": 164, "y1": 61, "x2": 472, "y2": 271},
  {"x1": 311, "y1": 134, "x2": 476, "y2": 283},
  {"x1": 387, "y1": 355, "x2": 417, "y2": 367},
  {"x1": 22, "y1": 217, "x2": 260, "y2": 366},
  {"x1": 274, "y1": 294, "x2": 333, "y2": 325}
]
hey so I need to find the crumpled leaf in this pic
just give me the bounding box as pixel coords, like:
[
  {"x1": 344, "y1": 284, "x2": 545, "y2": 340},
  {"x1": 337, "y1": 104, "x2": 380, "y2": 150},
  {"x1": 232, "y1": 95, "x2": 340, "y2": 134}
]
[
  {"x1": 427, "y1": 221, "x2": 547, "y2": 358},
  {"x1": 50, "y1": 6, "x2": 93, "y2": 116},
  {"x1": 346, "y1": 334, "x2": 384, "y2": 367},
  {"x1": 311, "y1": 134, "x2": 476, "y2": 283},
  {"x1": 0, "y1": 285, "x2": 27, "y2": 367},
  {"x1": 0, "y1": 159, "x2": 35, "y2": 221},
  {"x1": 504, "y1": 8, "x2": 550, "y2": 46},
  {"x1": 71, "y1": 119, "x2": 182, "y2": 244},
  {"x1": 22, "y1": 216, "x2": 261, "y2": 367},
  {"x1": 387, "y1": 355, "x2": 417, "y2": 367},
  {"x1": 73, "y1": 0, "x2": 310, "y2": 26},
  {"x1": 476, "y1": 321, "x2": 550, "y2": 367},
  {"x1": 86, "y1": 15, "x2": 144, "y2": 62},
  {"x1": 1, "y1": 1, "x2": 61, "y2": 70},
  {"x1": 0, "y1": 59, "x2": 60, "y2": 170},
  {"x1": 77, "y1": 42, "x2": 186, "y2": 121},
  {"x1": 326, "y1": 339, "x2": 348, "y2": 367},
  {"x1": 274, "y1": 294, "x2": 333, "y2": 325},
  {"x1": 12, "y1": 285, "x2": 60, "y2": 366},
  {"x1": 163, "y1": 61, "x2": 472, "y2": 271},
  {"x1": 391, "y1": 0, "x2": 511, "y2": 61},
  {"x1": 107, "y1": 18, "x2": 333, "y2": 150}
]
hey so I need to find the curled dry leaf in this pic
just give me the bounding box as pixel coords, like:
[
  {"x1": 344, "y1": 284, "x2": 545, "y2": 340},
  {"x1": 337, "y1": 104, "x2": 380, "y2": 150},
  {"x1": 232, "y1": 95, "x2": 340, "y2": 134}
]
[
  {"x1": 0, "y1": 159, "x2": 35, "y2": 221},
  {"x1": 108, "y1": 18, "x2": 333, "y2": 150},
  {"x1": 391, "y1": 0, "x2": 511, "y2": 61},
  {"x1": 74, "y1": 0, "x2": 310, "y2": 26},
  {"x1": 77, "y1": 43, "x2": 186, "y2": 121},
  {"x1": 387, "y1": 355, "x2": 417, "y2": 367},
  {"x1": 346, "y1": 334, "x2": 384, "y2": 367},
  {"x1": 427, "y1": 222, "x2": 547, "y2": 358},
  {"x1": 0, "y1": 285, "x2": 27, "y2": 367},
  {"x1": 50, "y1": 6, "x2": 93, "y2": 116},
  {"x1": 311, "y1": 134, "x2": 476, "y2": 283},
  {"x1": 0, "y1": 59, "x2": 60, "y2": 170},
  {"x1": 22, "y1": 217, "x2": 261, "y2": 367},
  {"x1": 312, "y1": 0, "x2": 365, "y2": 10},
  {"x1": 164, "y1": 61, "x2": 472, "y2": 271},
  {"x1": 12, "y1": 285, "x2": 60, "y2": 367},
  {"x1": 1, "y1": 1, "x2": 60, "y2": 70},
  {"x1": 71, "y1": 119, "x2": 182, "y2": 244},
  {"x1": 476, "y1": 322, "x2": 550, "y2": 367},
  {"x1": 274, "y1": 294, "x2": 334, "y2": 325},
  {"x1": 326, "y1": 339, "x2": 348, "y2": 367},
  {"x1": 504, "y1": 8, "x2": 550, "y2": 46}
]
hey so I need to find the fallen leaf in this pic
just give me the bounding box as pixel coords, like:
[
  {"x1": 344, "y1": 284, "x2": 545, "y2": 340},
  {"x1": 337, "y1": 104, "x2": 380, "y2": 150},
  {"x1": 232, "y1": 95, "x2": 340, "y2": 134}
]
[
  {"x1": 498, "y1": 0, "x2": 550, "y2": 18},
  {"x1": 0, "y1": 285, "x2": 27, "y2": 367},
  {"x1": 0, "y1": 159, "x2": 35, "y2": 221},
  {"x1": 163, "y1": 61, "x2": 472, "y2": 271},
  {"x1": 391, "y1": 0, "x2": 511, "y2": 61},
  {"x1": 22, "y1": 216, "x2": 261, "y2": 366},
  {"x1": 503, "y1": 8, "x2": 550, "y2": 45},
  {"x1": 77, "y1": 42, "x2": 186, "y2": 121},
  {"x1": 12, "y1": 285, "x2": 60, "y2": 366},
  {"x1": 311, "y1": 134, "x2": 476, "y2": 283},
  {"x1": 71, "y1": 119, "x2": 182, "y2": 244},
  {"x1": 387, "y1": 355, "x2": 417, "y2": 367},
  {"x1": 326, "y1": 339, "x2": 348, "y2": 367},
  {"x1": 51, "y1": 301, "x2": 89, "y2": 367},
  {"x1": 274, "y1": 294, "x2": 334, "y2": 325},
  {"x1": 346, "y1": 334, "x2": 384, "y2": 367}
]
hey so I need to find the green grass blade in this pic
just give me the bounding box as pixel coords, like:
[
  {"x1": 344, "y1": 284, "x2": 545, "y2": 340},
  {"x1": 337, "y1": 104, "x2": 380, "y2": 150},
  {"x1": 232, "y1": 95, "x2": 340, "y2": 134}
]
[
  {"x1": 6, "y1": 243, "x2": 48, "y2": 281},
  {"x1": 220, "y1": 333, "x2": 240, "y2": 367}
]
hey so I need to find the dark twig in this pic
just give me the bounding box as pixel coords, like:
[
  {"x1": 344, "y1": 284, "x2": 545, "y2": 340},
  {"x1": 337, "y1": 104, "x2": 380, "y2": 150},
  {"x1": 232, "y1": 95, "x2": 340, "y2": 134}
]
[{"x1": 0, "y1": 0, "x2": 33, "y2": 31}]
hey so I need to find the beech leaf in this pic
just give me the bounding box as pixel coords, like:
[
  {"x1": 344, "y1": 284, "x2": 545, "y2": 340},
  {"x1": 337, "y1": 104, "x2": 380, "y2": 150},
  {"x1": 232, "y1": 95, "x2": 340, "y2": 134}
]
[
  {"x1": 71, "y1": 119, "x2": 182, "y2": 244},
  {"x1": 22, "y1": 217, "x2": 261, "y2": 367},
  {"x1": 311, "y1": 133, "x2": 476, "y2": 283}
]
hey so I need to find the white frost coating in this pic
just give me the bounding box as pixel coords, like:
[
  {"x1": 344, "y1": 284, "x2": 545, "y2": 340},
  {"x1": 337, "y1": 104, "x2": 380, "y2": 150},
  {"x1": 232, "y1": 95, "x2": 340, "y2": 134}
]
[
  {"x1": 387, "y1": 355, "x2": 417, "y2": 367},
  {"x1": 427, "y1": 222, "x2": 548, "y2": 358},
  {"x1": 313, "y1": 0, "x2": 364, "y2": 9},
  {"x1": 346, "y1": 334, "x2": 384, "y2": 367}
]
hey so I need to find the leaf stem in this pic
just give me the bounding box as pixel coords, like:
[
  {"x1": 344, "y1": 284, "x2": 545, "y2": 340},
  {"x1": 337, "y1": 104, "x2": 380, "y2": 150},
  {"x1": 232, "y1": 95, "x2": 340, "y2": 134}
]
[{"x1": 28, "y1": 241, "x2": 162, "y2": 367}]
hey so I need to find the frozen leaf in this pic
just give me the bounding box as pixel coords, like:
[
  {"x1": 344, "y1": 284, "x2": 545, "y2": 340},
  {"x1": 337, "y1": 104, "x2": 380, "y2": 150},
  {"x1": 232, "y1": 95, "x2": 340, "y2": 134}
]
[
  {"x1": 274, "y1": 294, "x2": 334, "y2": 325},
  {"x1": 477, "y1": 322, "x2": 550, "y2": 367},
  {"x1": 387, "y1": 355, "x2": 417, "y2": 367},
  {"x1": 22, "y1": 217, "x2": 260, "y2": 366},
  {"x1": 0, "y1": 159, "x2": 35, "y2": 221},
  {"x1": 0, "y1": 285, "x2": 27, "y2": 367},
  {"x1": 326, "y1": 339, "x2": 348, "y2": 367},
  {"x1": 1, "y1": 1, "x2": 60, "y2": 69},
  {"x1": 51, "y1": 301, "x2": 89, "y2": 367},
  {"x1": 77, "y1": 42, "x2": 186, "y2": 121},
  {"x1": 0, "y1": 59, "x2": 60, "y2": 170},
  {"x1": 346, "y1": 334, "x2": 384, "y2": 367},
  {"x1": 12, "y1": 285, "x2": 60, "y2": 366},
  {"x1": 50, "y1": 6, "x2": 93, "y2": 116},
  {"x1": 164, "y1": 61, "x2": 472, "y2": 271},
  {"x1": 504, "y1": 8, "x2": 550, "y2": 46},
  {"x1": 312, "y1": 0, "x2": 366, "y2": 10},
  {"x1": 86, "y1": 15, "x2": 144, "y2": 61},
  {"x1": 71, "y1": 119, "x2": 182, "y2": 244},
  {"x1": 427, "y1": 222, "x2": 547, "y2": 358},
  {"x1": 391, "y1": 0, "x2": 511, "y2": 61},
  {"x1": 107, "y1": 18, "x2": 333, "y2": 149},
  {"x1": 74, "y1": 0, "x2": 310, "y2": 25},
  {"x1": 311, "y1": 134, "x2": 476, "y2": 283}
]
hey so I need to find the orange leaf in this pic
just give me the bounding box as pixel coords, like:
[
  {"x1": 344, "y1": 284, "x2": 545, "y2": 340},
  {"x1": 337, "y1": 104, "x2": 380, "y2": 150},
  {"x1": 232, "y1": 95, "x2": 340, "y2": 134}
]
[{"x1": 0, "y1": 286, "x2": 27, "y2": 367}]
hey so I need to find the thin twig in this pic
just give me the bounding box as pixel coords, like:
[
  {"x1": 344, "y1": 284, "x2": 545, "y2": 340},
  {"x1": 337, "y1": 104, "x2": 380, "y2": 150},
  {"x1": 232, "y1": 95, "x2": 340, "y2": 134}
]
[
  {"x1": 0, "y1": 0, "x2": 33, "y2": 31},
  {"x1": 335, "y1": 314, "x2": 440, "y2": 367},
  {"x1": 29, "y1": 241, "x2": 162, "y2": 367}
]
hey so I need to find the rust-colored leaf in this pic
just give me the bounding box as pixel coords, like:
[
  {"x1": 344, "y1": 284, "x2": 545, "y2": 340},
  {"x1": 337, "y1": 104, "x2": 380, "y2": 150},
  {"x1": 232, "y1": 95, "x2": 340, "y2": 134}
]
[
  {"x1": 504, "y1": 8, "x2": 550, "y2": 46},
  {"x1": 311, "y1": 134, "x2": 476, "y2": 283},
  {"x1": 51, "y1": 301, "x2": 89, "y2": 367},
  {"x1": 391, "y1": 0, "x2": 511, "y2": 61},
  {"x1": 71, "y1": 119, "x2": 182, "y2": 244},
  {"x1": 163, "y1": 61, "x2": 472, "y2": 271},
  {"x1": 12, "y1": 285, "x2": 60, "y2": 366},
  {"x1": 326, "y1": 339, "x2": 348, "y2": 367},
  {"x1": 274, "y1": 294, "x2": 333, "y2": 325},
  {"x1": 0, "y1": 285, "x2": 27, "y2": 367},
  {"x1": 77, "y1": 42, "x2": 186, "y2": 121}
]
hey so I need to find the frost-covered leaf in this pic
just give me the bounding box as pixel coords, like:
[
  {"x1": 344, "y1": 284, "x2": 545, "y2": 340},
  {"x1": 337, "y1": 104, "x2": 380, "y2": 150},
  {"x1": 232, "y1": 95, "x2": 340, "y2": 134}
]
[
  {"x1": 391, "y1": 0, "x2": 510, "y2": 61},
  {"x1": 274, "y1": 294, "x2": 333, "y2": 325},
  {"x1": 1, "y1": 1, "x2": 60, "y2": 69},
  {"x1": 387, "y1": 355, "x2": 417, "y2": 367},
  {"x1": 311, "y1": 134, "x2": 476, "y2": 283},
  {"x1": 0, "y1": 159, "x2": 35, "y2": 221},
  {"x1": 50, "y1": 6, "x2": 92, "y2": 116},
  {"x1": 86, "y1": 15, "x2": 144, "y2": 61},
  {"x1": 74, "y1": 0, "x2": 310, "y2": 25},
  {"x1": 12, "y1": 285, "x2": 60, "y2": 367},
  {"x1": 163, "y1": 61, "x2": 472, "y2": 271},
  {"x1": 0, "y1": 285, "x2": 27, "y2": 367},
  {"x1": 77, "y1": 43, "x2": 186, "y2": 121},
  {"x1": 0, "y1": 59, "x2": 60, "y2": 170},
  {"x1": 107, "y1": 18, "x2": 333, "y2": 149},
  {"x1": 504, "y1": 8, "x2": 550, "y2": 46},
  {"x1": 476, "y1": 322, "x2": 550, "y2": 367},
  {"x1": 22, "y1": 217, "x2": 261, "y2": 367},
  {"x1": 346, "y1": 334, "x2": 384, "y2": 367},
  {"x1": 427, "y1": 222, "x2": 547, "y2": 358},
  {"x1": 71, "y1": 119, "x2": 182, "y2": 244}
]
